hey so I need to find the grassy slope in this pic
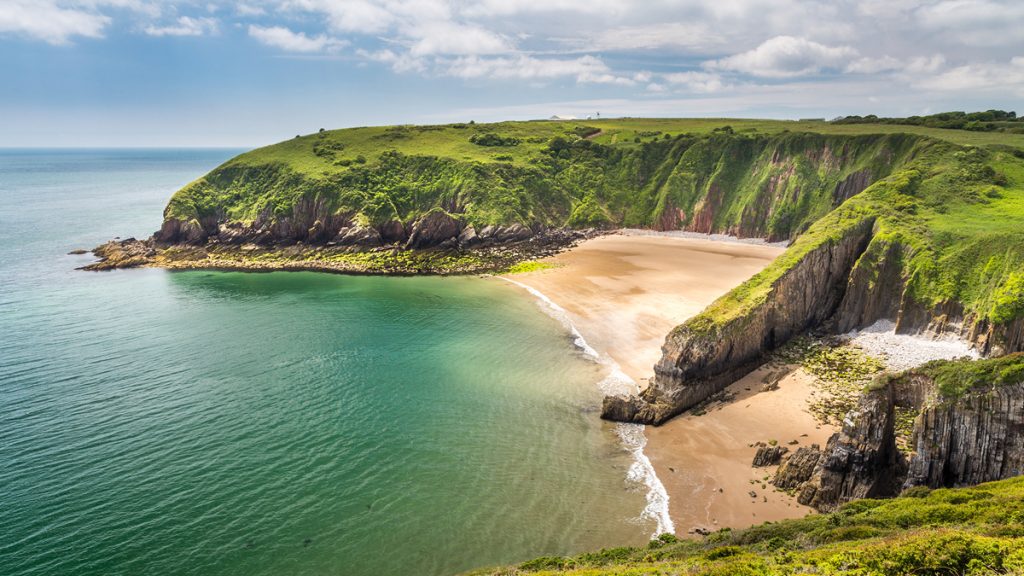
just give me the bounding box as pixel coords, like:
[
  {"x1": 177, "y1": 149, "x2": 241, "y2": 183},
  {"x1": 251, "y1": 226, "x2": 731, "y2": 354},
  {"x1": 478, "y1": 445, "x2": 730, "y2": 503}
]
[
  {"x1": 163, "y1": 117, "x2": 1024, "y2": 334},
  {"x1": 474, "y1": 476, "x2": 1024, "y2": 576},
  {"x1": 689, "y1": 139, "x2": 1024, "y2": 333}
]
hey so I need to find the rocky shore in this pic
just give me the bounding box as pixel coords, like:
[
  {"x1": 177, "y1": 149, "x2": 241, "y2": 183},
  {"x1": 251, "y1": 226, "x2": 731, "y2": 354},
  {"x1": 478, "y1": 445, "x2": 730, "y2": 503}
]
[
  {"x1": 83, "y1": 220, "x2": 597, "y2": 275},
  {"x1": 771, "y1": 355, "x2": 1024, "y2": 511}
]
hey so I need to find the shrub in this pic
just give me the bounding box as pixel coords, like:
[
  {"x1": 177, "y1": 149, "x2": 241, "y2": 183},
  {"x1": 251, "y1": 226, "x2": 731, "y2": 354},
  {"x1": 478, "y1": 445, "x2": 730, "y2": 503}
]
[{"x1": 469, "y1": 133, "x2": 520, "y2": 146}]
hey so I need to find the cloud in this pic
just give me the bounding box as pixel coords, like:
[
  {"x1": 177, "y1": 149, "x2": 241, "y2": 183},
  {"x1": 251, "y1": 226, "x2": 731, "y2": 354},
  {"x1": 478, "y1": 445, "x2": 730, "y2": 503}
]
[
  {"x1": 248, "y1": 24, "x2": 346, "y2": 52},
  {"x1": 405, "y1": 21, "x2": 511, "y2": 56},
  {"x1": 283, "y1": 0, "x2": 395, "y2": 34},
  {"x1": 706, "y1": 35, "x2": 858, "y2": 78},
  {"x1": 144, "y1": 16, "x2": 218, "y2": 37},
  {"x1": 235, "y1": 4, "x2": 265, "y2": 17},
  {"x1": 916, "y1": 0, "x2": 1024, "y2": 47},
  {"x1": 915, "y1": 57, "x2": 1024, "y2": 93},
  {"x1": 0, "y1": 0, "x2": 110, "y2": 44},
  {"x1": 357, "y1": 48, "x2": 427, "y2": 73},
  {"x1": 441, "y1": 54, "x2": 633, "y2": 84},
  {"x1": 580, "y1": 22, "x2": 724, "y2": 53},
  {"x1": 662, "y1": 71, "x2": 727, "y2": 93}
]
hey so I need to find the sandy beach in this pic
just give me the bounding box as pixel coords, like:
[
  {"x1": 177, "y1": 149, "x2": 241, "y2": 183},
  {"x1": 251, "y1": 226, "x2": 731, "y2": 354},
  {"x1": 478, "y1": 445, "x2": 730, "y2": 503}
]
[{"x1": 502, "y1": 233, "x2": 839, "y2": 534}]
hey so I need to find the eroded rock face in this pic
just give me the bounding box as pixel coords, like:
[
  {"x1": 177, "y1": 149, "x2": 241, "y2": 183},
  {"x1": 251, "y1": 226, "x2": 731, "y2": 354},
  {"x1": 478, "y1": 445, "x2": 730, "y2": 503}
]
[
  {"x1": 378, "y1": 220, "x2": 407, "y2": 244},
  {"x1": 752, "y1": 445, "x2": 789, "y2": 467},
  {"x1": 773, "y1": 445, "x2": 821, "y2": 490},
  {"x1": 335, "y1": 226, "x2": 382, "y2": 247},
  {"x1": 779, "y1": 372, "x2": 1024, "y2": 512},
  {"x1": 458, "y1": 225, "x2": 479, "y2": 247},
  {"x1": 602, "y1": 218, "x2": 877, "y2": 425},
  {"x1": 405, "y1": 210, "x2": 461, "y2": 249},
  {"x1": 905, "y1": 382, "x2": 1024, "y2": 488},
  {"x1": 81, "y1": 238, "x2": 155, "y2": 270}
]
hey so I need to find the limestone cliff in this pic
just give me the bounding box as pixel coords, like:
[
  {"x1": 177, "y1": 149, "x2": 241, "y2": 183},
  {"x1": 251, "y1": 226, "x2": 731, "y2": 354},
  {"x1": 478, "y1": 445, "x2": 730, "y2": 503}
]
[
  {"x1": 774, "y1": 355, "x2": 1024, "y2": 511},
  {"x1": 603, "y1": 144, "x2": 1024, "y2": 424}
]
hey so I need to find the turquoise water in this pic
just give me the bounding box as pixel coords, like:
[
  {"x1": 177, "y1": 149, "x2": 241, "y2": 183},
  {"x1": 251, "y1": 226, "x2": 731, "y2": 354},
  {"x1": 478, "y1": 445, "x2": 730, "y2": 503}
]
[{"x1": 0, "y1": 150, "x2": 652, "y2": 576}]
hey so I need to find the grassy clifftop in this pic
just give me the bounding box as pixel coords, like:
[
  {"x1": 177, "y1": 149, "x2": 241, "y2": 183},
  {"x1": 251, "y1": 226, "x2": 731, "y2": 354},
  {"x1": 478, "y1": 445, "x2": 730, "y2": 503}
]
[
  {"x1": 165, "y1": 120, "x2": 935, "y2": 236},
  {"x1": 160, "y1": 117, "x2": 1024, "y2": 343},
  {"x1": 474, "y1": 476, "x2": 1024, "y2": 576}
]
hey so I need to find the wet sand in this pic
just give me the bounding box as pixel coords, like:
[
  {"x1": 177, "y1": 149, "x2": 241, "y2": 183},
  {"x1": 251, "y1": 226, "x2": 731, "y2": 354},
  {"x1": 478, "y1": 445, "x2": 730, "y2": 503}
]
[{"x1": 502, "y1": 233, "x2": 837, "y2": 534}]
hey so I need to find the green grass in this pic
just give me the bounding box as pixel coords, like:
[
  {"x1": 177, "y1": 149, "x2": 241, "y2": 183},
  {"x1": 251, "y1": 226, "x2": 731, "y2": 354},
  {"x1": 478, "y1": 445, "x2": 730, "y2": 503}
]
[
  {"x1": 474, "y1": 476, "x2": 1024, "y2": 575},
  {"x1": 500, "y1": 261, "x2": 556, "y2": 274},
  {"x1": 905, "y1": 353, "x2": 1024, "y2": 399},
  {"x1": 162, "y1": 117, "x2": 1024, "y2": 335}
]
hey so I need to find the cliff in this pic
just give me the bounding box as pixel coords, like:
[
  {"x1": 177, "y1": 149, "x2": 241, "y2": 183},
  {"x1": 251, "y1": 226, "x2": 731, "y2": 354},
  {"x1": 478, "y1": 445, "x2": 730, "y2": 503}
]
[
  {"x1": 86, "y1": 118, "x2": 1024, "y2": 432},
  {"x1": 603, "y1": 143, "x2": 1024, "y2": 424},
  {"x1": 774, "y1": 354, "x2": 1024, "y2": 512},
  {"x1": 90, "y1": 121, "x2": 927, "y2": 272}
]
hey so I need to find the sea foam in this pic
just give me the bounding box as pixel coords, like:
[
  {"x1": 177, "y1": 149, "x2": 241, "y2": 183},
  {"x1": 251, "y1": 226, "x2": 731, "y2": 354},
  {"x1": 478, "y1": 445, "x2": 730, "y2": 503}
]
[{"x1": 500, "y1": 277, "x2": 675, "y2": 537}]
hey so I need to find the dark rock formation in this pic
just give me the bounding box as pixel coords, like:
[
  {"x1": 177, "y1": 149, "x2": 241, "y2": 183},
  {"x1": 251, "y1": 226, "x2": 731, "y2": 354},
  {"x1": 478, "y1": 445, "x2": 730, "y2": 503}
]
[
  {"x1": 81, "y1": 238, "x2": 155, "y2": 270},
  {"x1": 773, "y1": 445, "x2": 822, "y2": 490},
  {"x1": 378, "y1": 220, "x2": 407, "y2": 244},
  {"x1": 777, "y1": 370, "x2": 1024, "y2": 512},
  {"x1": 602, "y1": 217, "x2": 876, "y2": 425},
  {"x1": 905, "y1": 382, "x2": 1024, "y2": 488},
  {"x1": 832, "y1": 169, "x2": 872, "y2": 206},
  {"x1": 335, "y1": 225, "x2": 382, "y2": 247},
  {"x1": 405, "y1": 210, "x2": 461, "y2": 249},
  {"x1": 752, "y1": 445, "x2": 789, "y2": 467},
  {"x1": 458, "y1": 224, "x2": 479, "y2": 247}
]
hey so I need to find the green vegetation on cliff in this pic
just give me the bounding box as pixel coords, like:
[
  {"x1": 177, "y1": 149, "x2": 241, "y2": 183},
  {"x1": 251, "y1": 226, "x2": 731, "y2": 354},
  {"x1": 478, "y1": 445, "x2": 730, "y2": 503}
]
[
  {"x1": 476, "y1": 476, "x2": 1024, "y2": 576},
  {"x1": 159, "y1": 116, "x2": 1024, "y2": 348}
]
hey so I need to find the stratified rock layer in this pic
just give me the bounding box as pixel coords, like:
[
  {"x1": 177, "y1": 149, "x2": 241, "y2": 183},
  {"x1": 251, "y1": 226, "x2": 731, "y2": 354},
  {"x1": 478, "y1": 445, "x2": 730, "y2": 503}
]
[
  {"x1": 775, "y1": 364, "x2": 1024, "y2": 512},
  {"x1": 603, "y1": 218, "x2": 876, "y2": 425}
]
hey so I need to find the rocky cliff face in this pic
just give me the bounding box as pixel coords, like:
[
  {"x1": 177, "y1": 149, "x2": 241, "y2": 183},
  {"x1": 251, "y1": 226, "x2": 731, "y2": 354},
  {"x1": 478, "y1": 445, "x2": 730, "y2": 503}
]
[
  {"x1": 773, "y1": 364, "x2": 1024, "y2": 512},
  {"x1": 602, "y1": 217, "x2": 876, "y2": 425}
]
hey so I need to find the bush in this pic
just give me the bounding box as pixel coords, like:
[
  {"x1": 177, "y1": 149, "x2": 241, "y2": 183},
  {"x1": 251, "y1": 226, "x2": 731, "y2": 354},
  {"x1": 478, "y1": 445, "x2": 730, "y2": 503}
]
[{"x1": 469, "y1": 133, "x2": 520, "y2": 146}]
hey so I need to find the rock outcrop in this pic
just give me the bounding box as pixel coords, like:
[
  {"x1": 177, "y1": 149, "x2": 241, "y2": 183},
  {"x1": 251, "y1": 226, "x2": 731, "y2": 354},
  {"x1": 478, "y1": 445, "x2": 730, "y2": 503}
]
[
  {"x1": 775, "y1": 361, "x2": 1024, "y2": 512},
  {"x1": 603, "y1": 217, "x2": 876, "y2": 425},
  {"x1": 405, "y1": 210, "x2": 462, "y2": 249},
  {"x1": 752, "y1": 445, "x2": 789, "y2": 467},
  {"x1": 773, "y1": 445, "x2": 822, "y2": 490}
]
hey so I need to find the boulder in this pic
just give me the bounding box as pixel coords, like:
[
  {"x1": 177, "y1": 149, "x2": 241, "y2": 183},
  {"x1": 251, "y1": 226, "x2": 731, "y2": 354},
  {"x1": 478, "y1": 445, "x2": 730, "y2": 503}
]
[
  {"x1": 458, "y1": 224, "x2": 479, "y2": 247},
  {"x1": 752, "y1": 445, "x2": 789, "y2": 467},
  {"x1": 378, "y1": 220, "x2": 407, "y2": 244},
  {"x1": 336, "y1": 226, "x2": 382, "y2": 247},
  {"x1": 405, "y1": 210, "x2": 461, "y2": 249}
]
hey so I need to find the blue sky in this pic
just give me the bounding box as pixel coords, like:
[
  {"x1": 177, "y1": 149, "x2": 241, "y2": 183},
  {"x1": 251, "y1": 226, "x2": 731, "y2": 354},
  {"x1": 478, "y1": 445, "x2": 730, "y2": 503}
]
[{"x1": 2, "y1": 0, "x2": 1022, "y2": 146}]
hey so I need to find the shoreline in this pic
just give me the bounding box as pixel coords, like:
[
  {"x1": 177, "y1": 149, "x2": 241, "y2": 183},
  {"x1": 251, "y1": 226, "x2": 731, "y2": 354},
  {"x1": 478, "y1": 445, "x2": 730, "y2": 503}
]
[
  {"x1": 499, "y1": 276, "x2": 674, "y2": 536},
  {"x1": 497, "y1": 234, "x2": 833, "y2": 535}
]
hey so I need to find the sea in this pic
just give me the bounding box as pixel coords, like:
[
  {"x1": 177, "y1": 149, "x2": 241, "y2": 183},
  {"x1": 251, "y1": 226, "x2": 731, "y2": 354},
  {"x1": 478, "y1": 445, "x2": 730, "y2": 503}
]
[{"x1": 0, "y1": 149, "x2": 658, "y2": 576}]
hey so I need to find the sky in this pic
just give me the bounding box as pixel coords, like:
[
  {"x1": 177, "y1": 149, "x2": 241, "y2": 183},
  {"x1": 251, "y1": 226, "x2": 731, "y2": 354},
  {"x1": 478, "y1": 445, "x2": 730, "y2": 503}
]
[{"x1": 1, "y1": 0, "x2": 1022, "y2": 147}]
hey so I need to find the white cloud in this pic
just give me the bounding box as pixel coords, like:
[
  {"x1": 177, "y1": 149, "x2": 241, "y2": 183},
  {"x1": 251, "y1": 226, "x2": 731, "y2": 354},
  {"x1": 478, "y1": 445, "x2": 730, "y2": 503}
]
[
  {"x1": 915, "y1": 57, "x2": 1024, "y2": 93},
  {"x1": 442, "y1": 54, "x2": 632, "y2": 84},
  {"x1": 460, "y1": 0, "x2": 627, "y2": 18},
  {"x1": 144, "y1": 16, "x2": 218, "y2": 37},
  {"x1": 405, "y1": 21, "x2": 511, "y2": 56},
  {"x1": 0, "y1": 0, "x2": 110, "y2": 44},
  {"x1": 249, "y1": 24, "x2": 346, "y2": 52},
  {"x1": 283, "y1": 0, "x2": 395, "y2": 34},
  {"x1": 357, "y1": 48, "x2": 427, "y2": 73},
  {"x1": 662, "y1": 71, "x2": 727, "y2": 93},
  {"x1": 579, "y1": 21, "x2": 724, "y2": 53},
  {"x1": 706, "y1": 35, "x2": 858, "y2": 78},
  {"x1": 235, "y1": 3, "x2": 265, "y2": 17},
  {"x1": 916, "y1": 0, "x2": 1024, "y2": 46}
]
